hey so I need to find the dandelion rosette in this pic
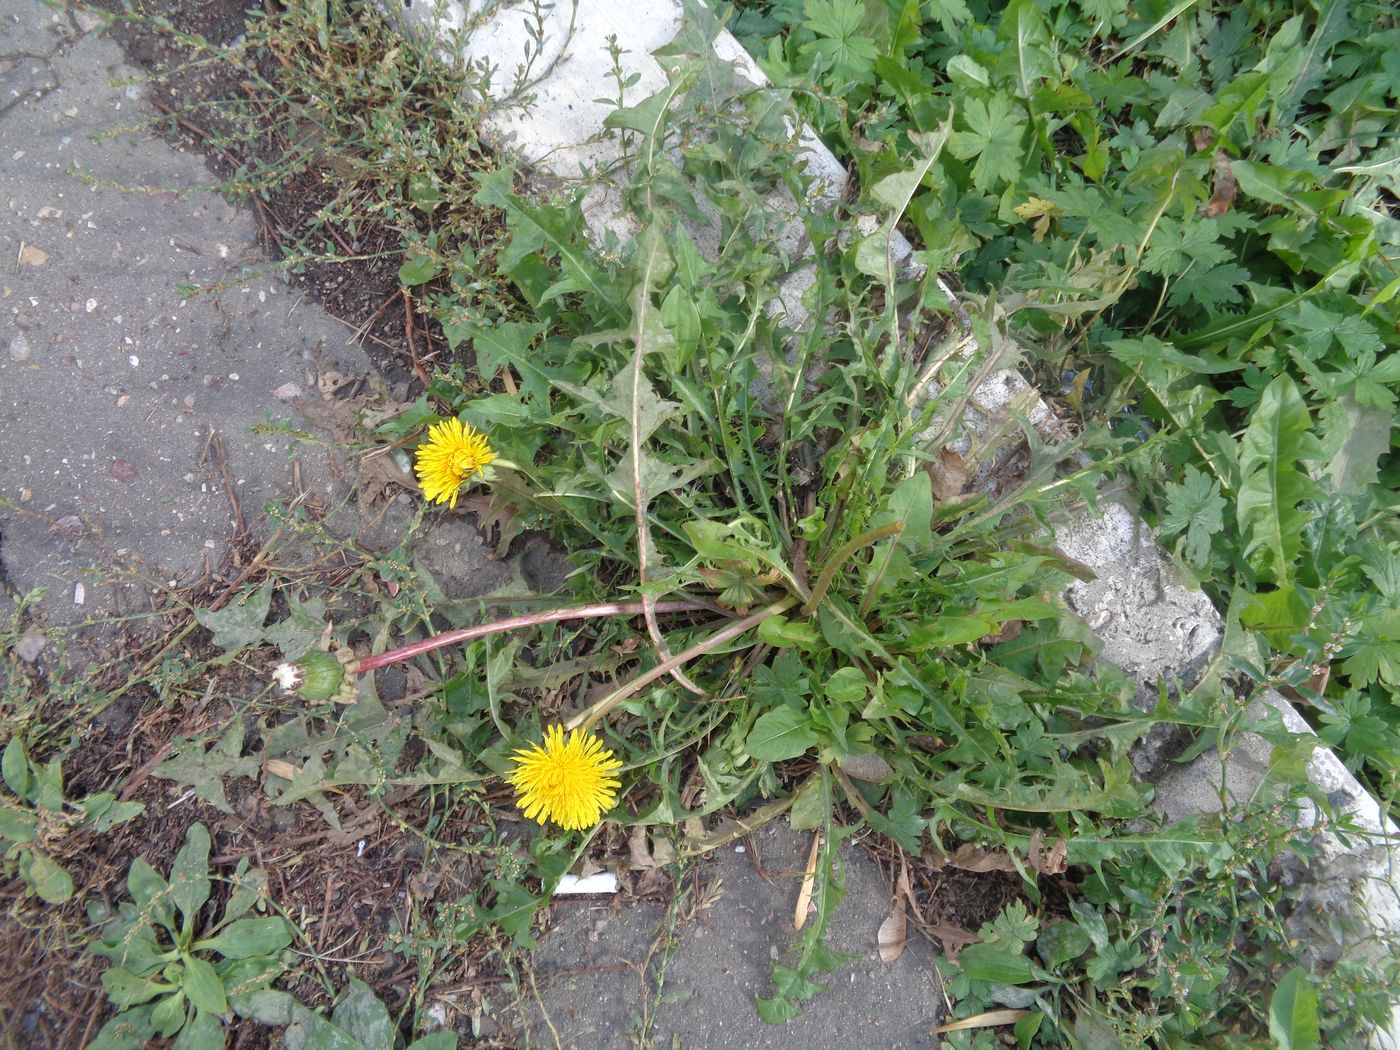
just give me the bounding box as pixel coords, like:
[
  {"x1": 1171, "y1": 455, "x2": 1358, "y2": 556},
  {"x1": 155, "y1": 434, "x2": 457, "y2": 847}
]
[
  {"x1": 507, "y1": 725, "x2": 623, "y2": 831},
  {"x1": 414, "y1": 417, "x2": 497, "y2": 508}
]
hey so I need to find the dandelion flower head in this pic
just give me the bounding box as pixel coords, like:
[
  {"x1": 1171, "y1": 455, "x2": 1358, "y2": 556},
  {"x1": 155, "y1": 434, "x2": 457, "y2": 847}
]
[
  {"x1": 507, "y1": 725, "x2": 623, "y2": 831},
  {"x1": 414, "y1": 417, "x2": 496, "y2": 508}
]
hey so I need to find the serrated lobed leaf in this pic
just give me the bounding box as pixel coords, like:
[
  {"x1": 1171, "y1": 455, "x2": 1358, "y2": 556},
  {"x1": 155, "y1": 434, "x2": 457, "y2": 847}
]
[{"x1": 1236, "y1": 376, "x2": 1323, "y2": 584}]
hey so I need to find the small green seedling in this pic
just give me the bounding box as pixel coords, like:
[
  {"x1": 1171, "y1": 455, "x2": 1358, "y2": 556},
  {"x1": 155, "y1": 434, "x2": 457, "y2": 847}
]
[
  {"x1": 234, "y1": 976, "x2": 457, "y2": 1050},
  {"x1": 276, "y1": 977, "x2": 457, "y2": 1050},
  {"x1": 87, "y1": 823, "x2": 293, "y2": 1050},
  {"x1": 0, "y1": 736, "x2": 143, "y2": 903}
]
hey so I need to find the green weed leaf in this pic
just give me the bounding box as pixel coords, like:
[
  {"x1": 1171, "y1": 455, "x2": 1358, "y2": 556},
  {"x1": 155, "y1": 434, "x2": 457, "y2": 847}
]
[
  {"x1": 102, "y1": 967, "x2": 171, "y2": 1008},
  {"x1": 1236, "y1": 377, "x2": 1322, "y2": 584},
  {"x1": 458, "y1": 321, "x2": 550, "y2": 404},
  {"x1": 171, "y1": 824, "x2": 213, "y2": 928},
  {"x1": 2, "y1": 737, "x2": 32, "y2": 798},
  {"x1": 957, "y1": 941, "x2": 1038, "y2": 984},
  {"x1": 405, "y1": 1034, "x2": 458, "y2": 1050},
  {"x1": 1036, "y1": 922, "x2": 1091, "y2": 968},
  {"x1": 801, "y1": 0, "x2": 878, "y2": 81},
  {"x1": 746, "y1": 709, "x2": 822, "y2": 761},
  {"x1": 284, "y1": 1006, "x2": 368, "y2": 1050},
  {"x1": 397, "y1": 250, "x2": 438, "y2": 286},
  {"x1": 1159, "y1": 465, "x2": 1226, "y2": 568},
  {"x1": 151, "y1": 721, "x2": 258, "y2": 814},
  {"x1": 127, "y1": 858, "x2": 172, "y2": 919},
  {"x1": 949, "y1": 95, "x2": 1027, "y2": 190},
  {"x1": 332, "y1": 978, "x2": 395, "y2": 1050},
  {"x1": 22, "y1": 849, "x2": 74, "y2": 903},
  {"x1": 230, "y1": 989, "x2": 297, "y2": 1025},
  {"x1": 89, "y1": 1004, "x2": 158, "y2": 1050},
  {"x1": 264, "y1": 597, "x2": 329, "y2": 660},
  {"x1": 1268, "y1": 967, "x2": 1320, "y2": 1050},
  {"x1": 170, "y1": 1010, "x2": 224, "y2": 1050},
  {"x1": 0, "y1": 806, "x2": 38, "y2": 845},
  {"x1": 196, "y1": 917, "x2": 292, "y2": 960},
  {"x1": 194, "y1": 580, "x2": 273, "y2": 653},
  {"x1": 154, "y1": 992, "x2": 186, "y2": 1037},
  {"x1": 181, "y1": 956, "x2": 227, "y2": 1015}
]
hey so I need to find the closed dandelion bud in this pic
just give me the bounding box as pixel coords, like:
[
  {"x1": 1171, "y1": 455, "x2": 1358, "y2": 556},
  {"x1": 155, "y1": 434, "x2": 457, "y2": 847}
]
[{"x1": 273, "y1": 651, "x2": 345, "y2": 701}]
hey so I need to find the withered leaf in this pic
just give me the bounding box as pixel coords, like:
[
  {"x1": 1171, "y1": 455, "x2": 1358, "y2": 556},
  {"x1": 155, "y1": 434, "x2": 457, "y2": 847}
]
[
  {"x1": 1201, "y1": 150, "x2": 1237, "y2": 217},
  {"x1": 927, "y1": 447, "x2": 968, "y2": 502},
  {"x1": 948, "y1": 843, "x2": 1019, "y2": 873},
  {"x1": 839, "y1": 752, "x2": 895, "y2": 782},
  {"x1": 877, "y1": 899, "x2": 907, "y2": 963},
  {"x1": 927, "y1": 922, "x2": 981, "y2": 961}
]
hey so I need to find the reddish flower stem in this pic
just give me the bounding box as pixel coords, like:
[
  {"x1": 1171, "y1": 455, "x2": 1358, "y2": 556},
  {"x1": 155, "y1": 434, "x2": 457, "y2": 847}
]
[{"x1": 347, "y1": 600, "x2": 709, "y2": 674}]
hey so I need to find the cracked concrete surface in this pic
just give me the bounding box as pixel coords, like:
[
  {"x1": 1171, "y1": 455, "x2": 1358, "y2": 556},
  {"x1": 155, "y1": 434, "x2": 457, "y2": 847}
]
[
  {"x1": 522, "y1": 823, "x2": 941, "y2": 1049},
  {"x1": 0, "y1": 2, "x2": 377, "y2": 627}
]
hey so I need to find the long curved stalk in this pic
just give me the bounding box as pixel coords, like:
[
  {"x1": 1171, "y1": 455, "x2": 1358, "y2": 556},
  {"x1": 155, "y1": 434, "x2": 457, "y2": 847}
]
[
  {"x1": 800, "y1": 522, "x2": 904, "y2": 618},
  {"x1": 348, "y1": 600, "x2": 707, "y2": 674},
  {"x1": 567, "y1": 595, "x2": 800, "y2": 731}
]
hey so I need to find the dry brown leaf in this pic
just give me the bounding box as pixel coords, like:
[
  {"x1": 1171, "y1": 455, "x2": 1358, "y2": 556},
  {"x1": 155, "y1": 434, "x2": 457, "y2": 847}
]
[
  {"x1": 896, "y1": 856, "x2": 917, "y2": 914},
  {"x1": 632, "y1": 866, "x2": 671, "y2": 899},
  {"x1": 933, "y1": 1009, "x2": 1028, "y2": 1034},
  {"x1": 949, "y1": 843, "x2": 1019, "y2": 873},
  {"x1": 978, "y1": 619, "x2": 1024, "y2": 646},
  {"x1": 357, "y1": 450, "x2": 418, "y2": 504},
  {"x1": 628, "y1": 825, "x2": 657, "y2": 870},
  {"x1": 317, "y1": 369, "x2": 356, "y2": 400},
  {"x1": 927, "y1": 922, "x2": 981, "y2": 961},
  {"x1": 264, "y1": 759, "x2": 296, "y2": 780},
  {"x1": 1201, "y1": 149, "x2": 1237, "y2": 217},
  {"x1": 650, "y1": 835, "x2": 676, "y2": 866},
  {"x1": 877, "y1": 899, "x2": 907, "y2": 963},
  {"x1": 927, "y1": 447, "x2": 968, "y2": 501},
  {"x1": 923, "y1": 840, "x2": 949, "y2": 869},
  {"x1": 1039, "y1": 835, "x2": 1068, "y2": 876},
  {"x1": 839, "y1": 752, "x2": 895, "y2": 783},
  {"x1": 794, "y1": 832, "x2": 821, "y2": 931}
]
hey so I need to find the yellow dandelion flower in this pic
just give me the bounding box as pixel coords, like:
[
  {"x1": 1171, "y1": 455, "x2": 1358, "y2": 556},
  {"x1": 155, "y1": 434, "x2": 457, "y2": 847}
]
[
  {"x1": 507, "y1": 725, "x2": 623, "y2": 831},
  {"x1": 414, "y1": 417, "x2": 496, "y2": 509}
]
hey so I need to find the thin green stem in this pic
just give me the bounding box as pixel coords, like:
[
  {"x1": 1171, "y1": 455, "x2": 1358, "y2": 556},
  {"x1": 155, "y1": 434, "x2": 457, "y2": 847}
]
[{"x1": 569, "y1": 596, "x2": 799, "y2": 731}]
